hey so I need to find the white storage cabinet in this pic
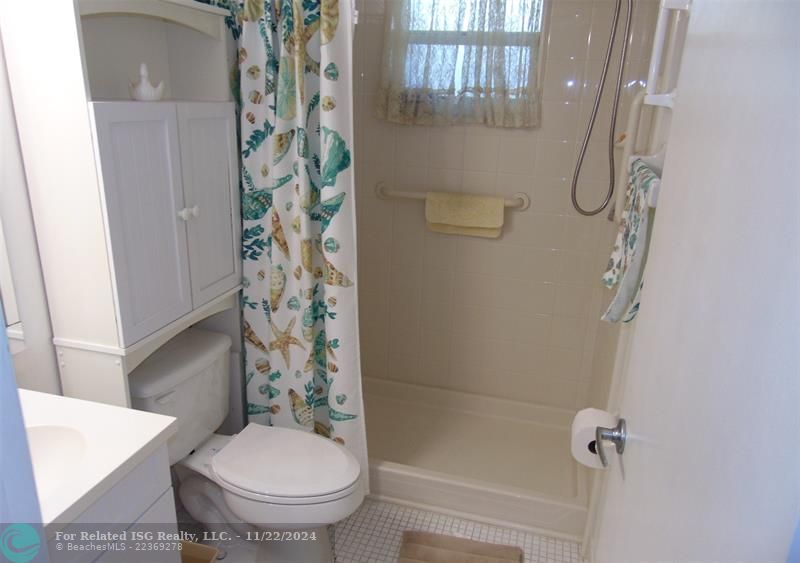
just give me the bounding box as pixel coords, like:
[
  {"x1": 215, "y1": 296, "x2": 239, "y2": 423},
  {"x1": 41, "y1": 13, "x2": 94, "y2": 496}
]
[{"x1": 90, "y1": 101, "x2": 240, "y2": 347}]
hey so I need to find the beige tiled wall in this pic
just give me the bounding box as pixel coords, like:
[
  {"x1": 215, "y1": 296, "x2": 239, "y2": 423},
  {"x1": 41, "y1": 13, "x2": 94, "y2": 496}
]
[{"x1": 353, "y1": 0, "x2": 658, "y2": 412}]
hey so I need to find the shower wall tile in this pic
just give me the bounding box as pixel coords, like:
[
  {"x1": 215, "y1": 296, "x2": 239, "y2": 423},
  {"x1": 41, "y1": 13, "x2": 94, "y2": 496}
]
[
  {"x1": 396, "y1": 127, "x2": 431, "y2": 164},
  {"x1": 541, "y1": 59, "x2": 585, "y2": 102},
  {"x1": 550, "y1": 315, "x2": 588, "y2": 350},
  {"x1": 498, "y1": 136, "x2": 538, "y2": 176},
  {"x1": 547, "y1": 20, "x2": 592, "y2": 61},
  {"x1": 426, "y1": 168, "x2": 464, "y2": 192},
  {"x1": 429, "y1": 131, "x2": 466, "y2": 169},
  {"x1": 462, "y1": 171, "x2": 498, "y2": 195},
  {"x1": 628, "y1": 1, "x2": 661, "y2": 60},
  {"x1": 554, "y1": 283, "x2": 595, "y2": 318},
  {"x1": 532, "y1": 178, "x2": 571, "y2": 214},
  {"x1": 463, "y1": 135, "x2": 502, "y2": 172},
  {"x1": 495, "y1": 172, "x2": 533, "y2": 200},
  {"x1": 353, "y1": 0, "x2": 658, "y2": 413},
  {"x1": 421, "y1": 300, "x2": 452, "y2": 332},
  {"x1": 550, "y1": 1, "x2": 594, "y2": 24},
  {"x1": 421, "y1": 268, "x2": 455, "y2": 303},
  {"x1": 534, "y1": 139, "x2": 577, "y2": 178},
  {"x1": 539, "y1": 101, "x2": 580, "y2": 142},
  {"x1": 504, "y1": 213, "x2": 565, "y2": 248},
  {"x1": 587, "y1": 18, "x2": 616, "y2": 61}
]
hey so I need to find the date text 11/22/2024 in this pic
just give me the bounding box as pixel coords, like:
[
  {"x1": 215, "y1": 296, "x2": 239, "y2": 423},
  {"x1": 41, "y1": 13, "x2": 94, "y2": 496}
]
[{"x1": 53, "y1": 529, "x2": 320, "y2": 543}]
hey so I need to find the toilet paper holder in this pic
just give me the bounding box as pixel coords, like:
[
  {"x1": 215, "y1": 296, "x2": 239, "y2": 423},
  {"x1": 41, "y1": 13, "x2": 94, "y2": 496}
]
[{"x1": 595, "y1": 418, "x2": 627, "y2": 467}]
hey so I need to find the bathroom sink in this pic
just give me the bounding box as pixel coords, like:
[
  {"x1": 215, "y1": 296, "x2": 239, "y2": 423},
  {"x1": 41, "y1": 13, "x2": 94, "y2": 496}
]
[
  {"x1": 18, "y1": 390, "x2": 176, "y2": 535},
  {"x1": 26, "y1": 425, "x2": 87, "y2": 502}
]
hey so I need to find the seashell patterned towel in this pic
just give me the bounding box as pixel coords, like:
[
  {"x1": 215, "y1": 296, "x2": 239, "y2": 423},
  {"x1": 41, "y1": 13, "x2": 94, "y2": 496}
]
[{"x1": 601, "y1": 158, "x2": 661, "y2": 323}]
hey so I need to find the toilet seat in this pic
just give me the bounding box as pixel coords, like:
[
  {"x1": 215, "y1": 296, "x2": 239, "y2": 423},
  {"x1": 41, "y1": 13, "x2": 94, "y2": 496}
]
[
  {"x1": 213, "y1": 472, "x2": 361, "y2": 506},
  {"x1": 210, "y1": 423, "x2": 361, "y2": 506}
]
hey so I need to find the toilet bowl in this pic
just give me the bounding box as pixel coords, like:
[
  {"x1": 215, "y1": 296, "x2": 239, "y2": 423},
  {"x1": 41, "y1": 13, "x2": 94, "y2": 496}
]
[
  {"x1": 129, "y1": 328, "x2": 364, "y2": 563},
  {"x1": 177, "y1": 425, "x2": 363, "y2": 562}
]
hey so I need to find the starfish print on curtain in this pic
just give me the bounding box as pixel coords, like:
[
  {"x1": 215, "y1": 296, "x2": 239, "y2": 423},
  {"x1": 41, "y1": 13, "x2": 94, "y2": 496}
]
[{"x1": 269, "y1": 317, "x2": 305, "y2": 367}]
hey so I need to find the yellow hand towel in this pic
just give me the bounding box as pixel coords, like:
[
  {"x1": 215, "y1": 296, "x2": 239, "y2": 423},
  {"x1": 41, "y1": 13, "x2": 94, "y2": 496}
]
[{"x1": 424, "y1": 192, "x2": 505, "y2": 239}]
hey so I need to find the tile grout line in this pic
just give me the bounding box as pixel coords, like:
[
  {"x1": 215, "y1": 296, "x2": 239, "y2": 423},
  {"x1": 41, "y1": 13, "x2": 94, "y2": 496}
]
[{"x1": 334, "y1": 498, "x2": 581, "y2": 563}]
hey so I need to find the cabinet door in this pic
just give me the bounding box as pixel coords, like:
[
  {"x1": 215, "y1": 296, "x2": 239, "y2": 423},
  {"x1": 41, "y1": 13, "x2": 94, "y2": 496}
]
[
  {"x1": 90, "y1": 102, "x2": 192, "y2": 347},
  {"x1": 95, "y1": 488, "x2": 180, "y2": 563},
  {"x1": 177, "y1": 103, "x2": 241, "y2": 307}
]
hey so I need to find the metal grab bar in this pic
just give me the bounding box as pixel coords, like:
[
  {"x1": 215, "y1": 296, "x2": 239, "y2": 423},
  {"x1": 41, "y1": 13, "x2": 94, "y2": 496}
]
[{"x1": 374, "y1": 182, "x2": 531, "y2": 211}]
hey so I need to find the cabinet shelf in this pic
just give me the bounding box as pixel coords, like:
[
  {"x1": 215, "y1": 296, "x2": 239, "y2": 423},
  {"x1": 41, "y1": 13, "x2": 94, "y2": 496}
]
[
  {"x1": 53, "y1": 285, "x2": 241, "y2": 372},
  {"x1": 78, "y1": 0, "x2": 228, "y2": 39},
  {"x1": 78, "y1": 0, "x2": 231, "y2": 102}
]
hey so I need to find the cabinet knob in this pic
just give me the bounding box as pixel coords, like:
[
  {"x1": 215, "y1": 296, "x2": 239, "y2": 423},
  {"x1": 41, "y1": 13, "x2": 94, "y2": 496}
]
[
  {"x1": 177, "y1": 207, "x2": 191, "y2": 221},
  {"x1": 190, "y1": 205, "x2": 200, "y2": 218}
]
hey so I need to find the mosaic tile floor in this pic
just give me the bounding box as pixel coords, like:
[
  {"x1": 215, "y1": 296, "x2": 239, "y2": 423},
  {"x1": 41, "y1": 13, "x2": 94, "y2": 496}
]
[
  {"x1": 181, "y1": 496, "x2": 581, "y2": 562},
  {"x1": 334, "y1": 498, "x2": 581, "y2": 563}
]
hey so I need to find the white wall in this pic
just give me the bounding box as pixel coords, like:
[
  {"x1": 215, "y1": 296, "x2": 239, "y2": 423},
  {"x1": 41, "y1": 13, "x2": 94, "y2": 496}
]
[
  {"x1": 593, "y1": 0, "x2": 800, "y2": 559},
  {"x1": 0, "y1": 35, "x2": 60, "y2": 395},
  {"x1": 354, "y1": 0, "x2": 658, "y2": 411}
]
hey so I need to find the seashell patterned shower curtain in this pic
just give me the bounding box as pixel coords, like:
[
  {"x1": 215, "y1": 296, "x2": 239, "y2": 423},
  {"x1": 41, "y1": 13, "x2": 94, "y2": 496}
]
[{"x1": 216, "y1": 0, "x2": 367, "y2": 480}]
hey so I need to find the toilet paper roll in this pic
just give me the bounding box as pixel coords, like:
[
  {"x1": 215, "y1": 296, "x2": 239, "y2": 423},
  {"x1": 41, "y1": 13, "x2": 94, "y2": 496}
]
[{"x1": 571, "y1": 408, "x2": 617, "y2": 469}]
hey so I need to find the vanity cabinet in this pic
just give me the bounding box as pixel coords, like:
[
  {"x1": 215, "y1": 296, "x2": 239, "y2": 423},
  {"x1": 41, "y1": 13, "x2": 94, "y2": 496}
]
[
  {"x1": 90, "y1": 101, "x2": 240, "y2": 347},
  {"x1": 47, "y1": 446, "x2": 180, "y2": 563}
]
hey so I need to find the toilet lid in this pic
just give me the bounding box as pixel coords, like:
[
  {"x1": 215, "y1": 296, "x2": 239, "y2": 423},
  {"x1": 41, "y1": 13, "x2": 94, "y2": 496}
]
[{"x1": 211, "y1": 423, "x2": 361, "y2": 499}]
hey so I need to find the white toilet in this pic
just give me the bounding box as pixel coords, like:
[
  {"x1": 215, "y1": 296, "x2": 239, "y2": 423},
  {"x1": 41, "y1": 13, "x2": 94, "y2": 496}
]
[{"x1": 128, "y1": 328, "x2": 364, "y2": 562}]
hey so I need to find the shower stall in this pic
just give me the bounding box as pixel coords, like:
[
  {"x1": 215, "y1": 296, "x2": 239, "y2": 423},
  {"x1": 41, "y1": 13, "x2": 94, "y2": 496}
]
[{"x1": 352, "y1": 0, "x2": 660, "y2": 540}]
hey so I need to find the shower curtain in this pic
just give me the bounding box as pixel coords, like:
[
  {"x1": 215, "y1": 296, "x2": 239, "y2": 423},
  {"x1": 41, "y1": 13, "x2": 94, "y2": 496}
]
[{"x1": 217, "y1": 0, "x2": 367, "y2": 478}]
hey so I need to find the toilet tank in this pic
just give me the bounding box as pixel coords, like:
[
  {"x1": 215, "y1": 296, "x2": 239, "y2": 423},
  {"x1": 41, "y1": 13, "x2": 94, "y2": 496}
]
[{"x1": 129, "y1": 328, "x2": 232, "y2": 464}]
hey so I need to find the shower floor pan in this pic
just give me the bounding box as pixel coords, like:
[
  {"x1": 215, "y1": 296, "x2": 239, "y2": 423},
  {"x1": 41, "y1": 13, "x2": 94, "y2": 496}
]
[{"x1": 363, "y1": 378, "x2": 589, "y2": 540}]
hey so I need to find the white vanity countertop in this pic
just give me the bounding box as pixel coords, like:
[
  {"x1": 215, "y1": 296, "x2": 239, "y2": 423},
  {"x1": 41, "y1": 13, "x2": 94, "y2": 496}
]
[{"x1": 18, "y1": 390, "x2": 177, "y2": 537}]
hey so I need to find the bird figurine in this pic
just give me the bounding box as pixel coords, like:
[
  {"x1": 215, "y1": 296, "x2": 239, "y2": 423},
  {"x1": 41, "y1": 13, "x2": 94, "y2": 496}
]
[{"x1": 129, "y1": 63, "x2": 164, "y2": 101}]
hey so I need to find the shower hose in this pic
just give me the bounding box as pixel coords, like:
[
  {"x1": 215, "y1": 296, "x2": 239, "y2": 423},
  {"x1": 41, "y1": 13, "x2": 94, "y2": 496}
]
[{"x1": 571, "y1": 0, "x2": 634, "y2": 217}]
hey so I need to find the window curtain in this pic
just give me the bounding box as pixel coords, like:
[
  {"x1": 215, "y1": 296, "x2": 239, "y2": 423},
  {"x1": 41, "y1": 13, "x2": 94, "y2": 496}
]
[
  {"x1": 376, "y1": 0, "x2": 544, "y2": 128},
  {"x1": 215, "y1": 0, "x2": 368, "y2": 481}
]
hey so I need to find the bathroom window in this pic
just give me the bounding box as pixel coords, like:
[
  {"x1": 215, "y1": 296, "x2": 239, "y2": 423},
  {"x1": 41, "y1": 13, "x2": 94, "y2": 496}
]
[{"x1": 376, "y1": 0, "x2": 545, "y2": 128}]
